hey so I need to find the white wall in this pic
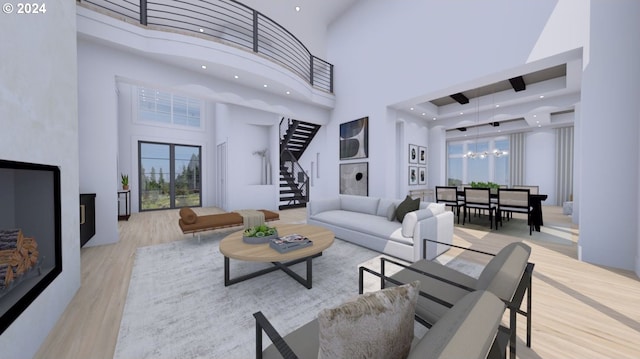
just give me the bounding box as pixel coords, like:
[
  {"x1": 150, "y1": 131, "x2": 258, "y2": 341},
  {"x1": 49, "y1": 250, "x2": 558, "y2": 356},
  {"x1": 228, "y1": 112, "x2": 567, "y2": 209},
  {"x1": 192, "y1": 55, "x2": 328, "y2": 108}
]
[
  {"x1": 0, "y1": 1, "x2": 81, "y2": 357},
  {"x1": 578, "y1": 1, "x2": 640, "y2": 272},
  {"x1": 525, "y1": 129, "x2": 557, "y2": 205}
]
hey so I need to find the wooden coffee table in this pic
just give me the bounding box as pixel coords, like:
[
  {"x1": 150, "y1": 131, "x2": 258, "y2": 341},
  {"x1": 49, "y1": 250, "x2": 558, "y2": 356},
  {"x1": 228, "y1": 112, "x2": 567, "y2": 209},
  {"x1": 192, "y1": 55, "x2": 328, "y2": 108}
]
[{"x1": 219, "y1": 224, "x2": 334, "y2": 289}]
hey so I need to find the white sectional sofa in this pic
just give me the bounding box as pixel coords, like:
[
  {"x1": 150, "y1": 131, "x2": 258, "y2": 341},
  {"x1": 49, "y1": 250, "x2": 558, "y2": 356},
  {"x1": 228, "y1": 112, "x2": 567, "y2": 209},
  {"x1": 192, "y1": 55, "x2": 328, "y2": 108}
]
[{"x1": 307, "y1": 195, "x2": 454, "y2": 261}]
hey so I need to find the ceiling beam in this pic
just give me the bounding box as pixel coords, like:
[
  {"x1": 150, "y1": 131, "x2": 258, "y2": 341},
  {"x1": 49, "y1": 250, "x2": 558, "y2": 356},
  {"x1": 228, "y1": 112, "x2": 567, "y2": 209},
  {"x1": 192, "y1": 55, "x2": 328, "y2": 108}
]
[
  {"x1": 450, "y1": 92, "x2": 469, "y2": 104},
  {"x1": 509, "y1": 76, "x2": 526, "y2": 92}
]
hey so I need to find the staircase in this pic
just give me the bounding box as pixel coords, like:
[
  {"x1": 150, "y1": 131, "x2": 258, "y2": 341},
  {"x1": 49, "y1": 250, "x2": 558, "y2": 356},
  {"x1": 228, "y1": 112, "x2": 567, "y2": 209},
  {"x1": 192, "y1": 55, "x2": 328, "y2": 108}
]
[{"x1": 279, "y1": 118, "x2": 321, "y2": 210}]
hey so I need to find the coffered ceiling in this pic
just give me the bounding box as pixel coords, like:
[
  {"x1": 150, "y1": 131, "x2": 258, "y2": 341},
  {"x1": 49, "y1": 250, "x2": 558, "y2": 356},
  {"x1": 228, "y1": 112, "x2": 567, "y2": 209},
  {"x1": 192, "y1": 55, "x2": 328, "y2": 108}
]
[{"x1": 393, "y1": 49, "x2": 582, "y2": 141}]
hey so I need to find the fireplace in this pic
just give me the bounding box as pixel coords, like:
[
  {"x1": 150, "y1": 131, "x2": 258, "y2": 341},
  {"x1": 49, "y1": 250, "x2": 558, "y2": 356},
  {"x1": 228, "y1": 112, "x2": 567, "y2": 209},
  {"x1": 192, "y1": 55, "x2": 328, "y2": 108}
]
[{"x1": 0, "y1": 159, "x2": 62, "y2": 335}]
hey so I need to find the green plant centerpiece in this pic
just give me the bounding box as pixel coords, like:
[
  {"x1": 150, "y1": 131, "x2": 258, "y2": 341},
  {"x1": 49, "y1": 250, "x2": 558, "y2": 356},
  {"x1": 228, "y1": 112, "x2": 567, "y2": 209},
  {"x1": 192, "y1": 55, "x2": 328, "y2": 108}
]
[{"x1": 242, "y1": 223, "x2": 278, "y2": 244}]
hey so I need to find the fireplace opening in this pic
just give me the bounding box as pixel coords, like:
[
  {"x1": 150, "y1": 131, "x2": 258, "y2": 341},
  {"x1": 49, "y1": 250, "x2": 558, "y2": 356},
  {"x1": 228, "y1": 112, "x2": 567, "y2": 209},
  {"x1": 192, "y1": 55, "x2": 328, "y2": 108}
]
[{"x1": 0, "y1": 159, "x2": 62, "y2": 335}]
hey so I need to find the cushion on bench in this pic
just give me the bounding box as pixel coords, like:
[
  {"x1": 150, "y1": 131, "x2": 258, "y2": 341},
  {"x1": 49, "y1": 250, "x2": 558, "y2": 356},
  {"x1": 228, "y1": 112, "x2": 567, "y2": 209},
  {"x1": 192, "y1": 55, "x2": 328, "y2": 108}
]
[{"x1": 178, "y1": 209, "x2": 279, "y2": 234}]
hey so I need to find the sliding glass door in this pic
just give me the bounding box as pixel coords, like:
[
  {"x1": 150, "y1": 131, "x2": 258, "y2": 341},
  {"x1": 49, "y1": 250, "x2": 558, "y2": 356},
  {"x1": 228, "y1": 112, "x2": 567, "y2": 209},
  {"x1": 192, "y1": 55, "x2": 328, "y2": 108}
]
[{"x1": 139, "y1": 141, "x2": 201, "y2": 210}]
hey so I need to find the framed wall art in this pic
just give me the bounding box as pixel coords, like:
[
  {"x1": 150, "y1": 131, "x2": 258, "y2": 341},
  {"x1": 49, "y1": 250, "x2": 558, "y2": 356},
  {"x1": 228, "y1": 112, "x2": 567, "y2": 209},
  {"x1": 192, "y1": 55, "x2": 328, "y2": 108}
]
[
  {"x1": 418, "y1": 167, "x2": 426, "y2": 185},
  {"x1": 418, "y1": 146, "x2": 427, "y2": 165},
  {"x1": 408, "y1": 166, "x2": 418, "y2": 185},
  {"x1": 408, "y1": 144, "x2": 418, "y2": 164},
  {"x1": 339, "y1": 117, "x2": 368, "y2": 160},
  {"x1": 340, "y1": 162, "x2": 368, "y2": 196}
]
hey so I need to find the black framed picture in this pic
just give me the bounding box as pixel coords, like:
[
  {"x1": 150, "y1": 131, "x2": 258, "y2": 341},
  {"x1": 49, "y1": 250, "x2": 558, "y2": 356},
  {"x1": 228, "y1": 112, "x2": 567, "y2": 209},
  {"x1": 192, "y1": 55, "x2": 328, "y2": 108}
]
[
  {"x1": 418, "y1": 146, "x2": 427, "y2": 165},
  {"x1": 339, "y1": 117, "x2": 368, "y2": 160},
  {"x1": 409, "y1": 144, "x2": 418, "y2": 164},
  {"x1": 408, "y1": 166, "x2": 418, "y2": 185},
  {"x1": 340, "y1": 162, "x2": 368, "y2": 196},
  {"x1": 418, "y1": 167, "x2": 426, "y2": 185}
]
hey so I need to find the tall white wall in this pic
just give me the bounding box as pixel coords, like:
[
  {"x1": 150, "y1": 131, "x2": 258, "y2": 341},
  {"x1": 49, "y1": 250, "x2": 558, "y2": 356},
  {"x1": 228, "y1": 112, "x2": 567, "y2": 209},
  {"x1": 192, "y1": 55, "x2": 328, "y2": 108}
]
[
  {"x1": 525, "y1": 129, "x2": 557, "y2": 205},
  {"x1": 578, "y1": 1, "x2": 640, "y2": 272},
  {"x1": 0, "y1": 1, "x2": 81, "y2": 357}
]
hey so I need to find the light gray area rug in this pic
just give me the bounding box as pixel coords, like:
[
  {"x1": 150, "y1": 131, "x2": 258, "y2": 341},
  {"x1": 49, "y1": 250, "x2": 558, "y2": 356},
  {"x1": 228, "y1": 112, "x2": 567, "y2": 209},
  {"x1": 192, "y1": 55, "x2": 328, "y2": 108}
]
[{"x1": 114, "y1": 233, "x2": 482, "y2": 359}]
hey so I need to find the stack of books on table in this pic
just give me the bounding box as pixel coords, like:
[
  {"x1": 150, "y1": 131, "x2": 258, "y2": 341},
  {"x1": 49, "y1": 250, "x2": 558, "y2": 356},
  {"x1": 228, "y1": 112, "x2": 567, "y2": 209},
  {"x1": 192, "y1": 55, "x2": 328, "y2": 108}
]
[{"x1": 269, "y1": 234, "x2": 313, "y2": 253}]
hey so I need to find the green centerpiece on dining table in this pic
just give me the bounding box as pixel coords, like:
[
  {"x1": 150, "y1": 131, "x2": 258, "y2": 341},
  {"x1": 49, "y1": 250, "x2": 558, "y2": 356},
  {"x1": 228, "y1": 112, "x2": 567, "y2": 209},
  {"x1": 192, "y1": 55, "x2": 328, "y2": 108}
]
[{"x1": 242, "y1": 224, "x2": 279, "y2": 244}]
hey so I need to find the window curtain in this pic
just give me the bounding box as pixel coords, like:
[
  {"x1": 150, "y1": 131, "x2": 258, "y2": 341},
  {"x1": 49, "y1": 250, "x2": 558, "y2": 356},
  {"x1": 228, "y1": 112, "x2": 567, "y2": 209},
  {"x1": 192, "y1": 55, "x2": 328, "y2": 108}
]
[
  {"x1": 555, "y1": 126, "x2": 574, "y2": 205},
  {"x1": 509, "y1": 132, "x2": 525, "y2": 186}
]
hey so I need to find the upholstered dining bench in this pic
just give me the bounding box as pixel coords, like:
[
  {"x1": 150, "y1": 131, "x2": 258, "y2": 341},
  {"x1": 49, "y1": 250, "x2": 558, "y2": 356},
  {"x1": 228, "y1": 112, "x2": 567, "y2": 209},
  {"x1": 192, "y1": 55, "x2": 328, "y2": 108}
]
[{"x1": 178, "y1": 207, "x2": 279, "y2": 237}]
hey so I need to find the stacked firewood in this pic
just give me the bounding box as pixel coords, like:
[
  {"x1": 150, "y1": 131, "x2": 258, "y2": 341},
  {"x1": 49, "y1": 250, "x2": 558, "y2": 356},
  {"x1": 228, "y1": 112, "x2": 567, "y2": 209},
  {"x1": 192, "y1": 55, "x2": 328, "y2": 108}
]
[{"x1": 0, "y1": 229, "x2": 39, "y2": 289}]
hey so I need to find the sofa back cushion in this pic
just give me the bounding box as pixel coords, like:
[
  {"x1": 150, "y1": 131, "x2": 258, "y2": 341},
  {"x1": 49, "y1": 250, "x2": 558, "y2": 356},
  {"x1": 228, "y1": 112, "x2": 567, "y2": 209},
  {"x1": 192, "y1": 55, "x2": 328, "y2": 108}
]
[
  {"x1": 309, "y1": 198, "x2": 341, "y2": 216},
  {"x1": 477, "y1": 242, "x2": 531, "y2": 301},
  {"x1": 340, "y1": 195, "x2": 380, "y2": 215},
  {"x1": 376, "y1": 198, "x2": 397, "y2": 220}
]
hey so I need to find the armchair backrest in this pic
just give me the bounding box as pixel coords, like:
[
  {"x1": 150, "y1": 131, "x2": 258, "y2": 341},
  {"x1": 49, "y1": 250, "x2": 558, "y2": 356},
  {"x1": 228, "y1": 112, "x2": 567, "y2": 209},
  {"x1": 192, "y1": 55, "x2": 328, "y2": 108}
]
[
  {"x1": 476, "y1": 242, "x2": 531, "y2": 302},
  {"x1": 407, "y1": 290, "x2": 506, "y2": 359}
]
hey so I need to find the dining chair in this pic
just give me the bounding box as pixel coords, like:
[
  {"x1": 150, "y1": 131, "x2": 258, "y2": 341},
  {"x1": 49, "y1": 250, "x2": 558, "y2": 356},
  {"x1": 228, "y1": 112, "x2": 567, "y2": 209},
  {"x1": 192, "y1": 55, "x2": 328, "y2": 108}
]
[
  {"x1": 512, "y1": 185, "x2": 539, "y2": 195},
  {"x1": 435, "y1": 186, "x2": 465, "y2": 224},
  {"x1": 463, "y1": 188, "x2": 497, "y2": 229},
  {"x1": 497, "y1": 188, "x2": 533, "y2": 235}
]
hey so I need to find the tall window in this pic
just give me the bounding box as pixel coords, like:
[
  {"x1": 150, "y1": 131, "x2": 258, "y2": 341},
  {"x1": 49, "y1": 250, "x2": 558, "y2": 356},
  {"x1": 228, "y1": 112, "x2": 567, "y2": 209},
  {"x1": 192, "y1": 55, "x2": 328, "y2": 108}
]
[
  {"x1": 138, "y1": 87, "x2": 201, "y2": 128},
  {"x1": 447, "y1": 137, "x2": 510, "y2": 185},
  {"x1": 139, "y1": 142, "x2": 201, "y2": 210}
]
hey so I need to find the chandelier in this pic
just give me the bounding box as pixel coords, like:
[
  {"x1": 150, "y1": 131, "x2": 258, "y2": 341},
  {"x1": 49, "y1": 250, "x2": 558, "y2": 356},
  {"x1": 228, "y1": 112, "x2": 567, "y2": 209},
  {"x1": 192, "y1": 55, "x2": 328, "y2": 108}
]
[{"x1": 463, "y1": 93, "x2": 508, "y2": 159}]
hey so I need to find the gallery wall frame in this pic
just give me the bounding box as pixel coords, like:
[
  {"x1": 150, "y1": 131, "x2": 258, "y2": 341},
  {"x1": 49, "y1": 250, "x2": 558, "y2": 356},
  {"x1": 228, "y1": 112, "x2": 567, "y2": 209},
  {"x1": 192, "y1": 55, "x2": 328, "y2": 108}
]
[
  {"x1": 418, "y1": 146, "x2": 427, "y2": 165},
  {"x1": 418, "y1": 167, "x2": 427, "y2": 185},
  {"x1": 408, "y1": 166, "x2": 418, "y2": 185},
  {"x1": 408, "y1": 144, "x2": 418, "y2": 164},
  {"x1": 339, "y1": 117, "x2": 368, "y2": 160},
  {"x1": 340, "y1": 162, "x2": 368, "y2": 196}
]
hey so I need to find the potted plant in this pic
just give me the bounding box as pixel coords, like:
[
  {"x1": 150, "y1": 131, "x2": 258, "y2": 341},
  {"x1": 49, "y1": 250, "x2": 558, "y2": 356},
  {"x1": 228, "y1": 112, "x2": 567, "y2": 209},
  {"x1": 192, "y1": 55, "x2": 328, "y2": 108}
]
[{"x1": 121, "y1": 173, "x2": 129, "y2": 190}]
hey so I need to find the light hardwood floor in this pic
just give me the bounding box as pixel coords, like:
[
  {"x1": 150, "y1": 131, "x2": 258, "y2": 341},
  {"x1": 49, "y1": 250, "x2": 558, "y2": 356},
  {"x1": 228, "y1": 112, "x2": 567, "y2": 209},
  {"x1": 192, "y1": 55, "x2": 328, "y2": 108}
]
[{"x1": 34, "y1": 206, "x2": 640, "y2": 359}]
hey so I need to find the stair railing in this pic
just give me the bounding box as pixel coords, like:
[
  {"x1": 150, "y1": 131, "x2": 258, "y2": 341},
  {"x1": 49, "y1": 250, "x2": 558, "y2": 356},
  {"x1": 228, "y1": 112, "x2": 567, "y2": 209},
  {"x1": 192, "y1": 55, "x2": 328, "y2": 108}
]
[
  {"x1": 77, "y1": 0, "x2": 333, "y2": 93},
  {"x1": 280, "y1": 149, "x2": 309, "y2": 206}
]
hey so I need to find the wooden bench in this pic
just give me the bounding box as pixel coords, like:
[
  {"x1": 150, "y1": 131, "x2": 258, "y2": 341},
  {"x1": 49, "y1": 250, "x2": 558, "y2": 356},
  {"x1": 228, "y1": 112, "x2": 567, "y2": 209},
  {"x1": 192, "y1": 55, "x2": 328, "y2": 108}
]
[{"x1": 178, "y1": 208, "x2": 279, "y2": 238}]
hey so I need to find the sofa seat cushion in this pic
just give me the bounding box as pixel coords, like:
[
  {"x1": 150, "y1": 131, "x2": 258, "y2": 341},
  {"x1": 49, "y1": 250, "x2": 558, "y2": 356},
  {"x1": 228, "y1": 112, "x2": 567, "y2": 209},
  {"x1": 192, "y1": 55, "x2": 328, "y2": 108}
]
[
  {"x1": 310, "y1": 210, "x2": 413, "y2": 245},
  {"x1": 390, "y1": 259, "x2": 478, "y2": 324}
]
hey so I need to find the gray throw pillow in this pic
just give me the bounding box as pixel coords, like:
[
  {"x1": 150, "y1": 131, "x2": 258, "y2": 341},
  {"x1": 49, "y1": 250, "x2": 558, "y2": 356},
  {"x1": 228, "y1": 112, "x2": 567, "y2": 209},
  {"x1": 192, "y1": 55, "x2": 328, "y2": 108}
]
[
  {"x1": 395, "y1": 195, "x2": 420, "y2": 222},
  {"x1": 317, "y1": 281, "x2": 419, "y2": 359}
]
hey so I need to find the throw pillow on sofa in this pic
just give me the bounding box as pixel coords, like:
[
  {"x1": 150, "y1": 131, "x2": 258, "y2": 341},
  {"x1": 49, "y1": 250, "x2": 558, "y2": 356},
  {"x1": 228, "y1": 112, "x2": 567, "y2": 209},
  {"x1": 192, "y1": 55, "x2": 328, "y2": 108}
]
[{"x1": 395, "y1": 195, "x2": 420, "y2": 222}]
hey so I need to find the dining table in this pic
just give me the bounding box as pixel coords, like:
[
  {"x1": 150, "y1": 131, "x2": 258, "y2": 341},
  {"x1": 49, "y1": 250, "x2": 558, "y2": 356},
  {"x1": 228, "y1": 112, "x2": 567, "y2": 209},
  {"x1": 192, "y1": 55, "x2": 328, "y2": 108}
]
[{"x1": 457, "y1": 190, "x2": 548, "y2": 232}]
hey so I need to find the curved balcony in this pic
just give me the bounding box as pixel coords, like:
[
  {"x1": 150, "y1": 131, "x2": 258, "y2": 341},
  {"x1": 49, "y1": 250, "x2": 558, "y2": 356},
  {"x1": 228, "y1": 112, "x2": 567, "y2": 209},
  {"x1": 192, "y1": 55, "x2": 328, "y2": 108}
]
[{"x1": 77, "y1": 0, "x2": 333, "y2": 93}]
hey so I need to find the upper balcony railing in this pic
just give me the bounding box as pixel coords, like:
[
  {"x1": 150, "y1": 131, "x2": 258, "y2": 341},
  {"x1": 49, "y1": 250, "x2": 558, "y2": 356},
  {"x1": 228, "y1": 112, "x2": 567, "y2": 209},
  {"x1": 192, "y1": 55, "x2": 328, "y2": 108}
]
[{"x1": 78, "y1": 0, "x2": 334, "y2": 93}]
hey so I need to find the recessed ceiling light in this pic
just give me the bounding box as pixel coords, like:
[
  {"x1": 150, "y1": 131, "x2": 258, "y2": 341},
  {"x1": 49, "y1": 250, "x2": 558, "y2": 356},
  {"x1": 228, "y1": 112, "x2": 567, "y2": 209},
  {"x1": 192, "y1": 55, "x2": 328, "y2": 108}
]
[
  {"x1": 495, "y1": 104, "x2": 500, "y2": 108},
  {"x1": 538, "y1": 125, "x2": 542, "y2": 127},
  {"x1": 199, "y1": 28, "x2": 204, "y2": 33},
  {"x1": 432, "y1": 117, "x2": 436, "y2": 121},
  {"x1": 460, "y1": 112, "x2": 464, "y2": 115},
  {"x1": 286, "y1": 91, "x2": 290, "y2": 95},
  {"x1": 263, "y1": 84, "x2": 268, "y2": 88},
  {"x1": 421, "y1": 113, "x2": 426, "y2": 116},
  {"x1": 295, "y1": 6, "x2": 301, "y2": 12},
  {"x1": 201, "y1": 65, "x2": 207, "y2": 69},
  {"x1": 533, "y1": 114, "x2": 537, "y2": 117},
  {"x1": 539, "y1": 95, "x2": 545, "y2": 98},
  {"x1": 234, "y1": 75, "x2": 239, "y2": 79},
  {"x1": 410, "y1": 107, "x2": 414, "y2": 111}
]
